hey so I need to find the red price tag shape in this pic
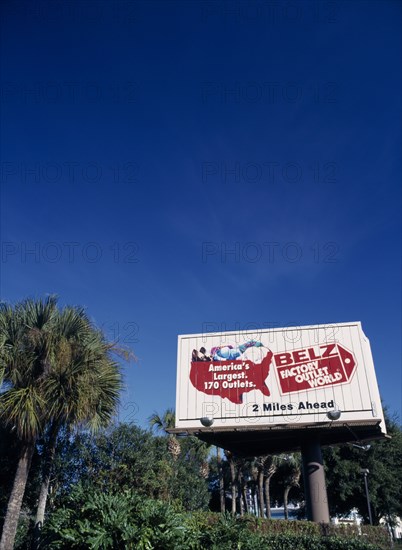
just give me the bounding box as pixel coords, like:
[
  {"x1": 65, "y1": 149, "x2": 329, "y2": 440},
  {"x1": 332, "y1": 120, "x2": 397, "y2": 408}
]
[
  {"x1": 274, "y1": 343, "x2": 356, "y2": 395},
  {"x1": 190, "y1": 351, "x2": 272, "y2": 404}
]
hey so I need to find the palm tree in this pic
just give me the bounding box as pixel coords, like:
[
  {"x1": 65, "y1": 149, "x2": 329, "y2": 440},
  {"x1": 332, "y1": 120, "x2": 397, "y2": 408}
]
[
  {"x1": 254, "y1": 456, "x2": 266, "y2": 518},
  {"x1": 263, "y1": 455, "x2": 279, "y2": 519},
  {"x1": 216, "y1": 446, "x2": 225, "y2": 513},
  {"x1": 0, "y1": 298, "x2": 124, "y2": 550},
  {"x1": 148, "y1": 408, "x2": 175, "y2": 432},
  {"x1": 250, "y1": 461, "x2": 259, "y2": 516},
  {"x1": 224, "y1": 450, "x2": 237, "y2": 515},
  {"x1": 281, "y1": 454, "x2": 301, "y2": 520},
  {"x1": 33, "y1": 306, "x2": 122, "y2": 533},
  {"x1": 0, "y1": 297, "x2": 58, "y2": 550},
  {"x1": 149, "y1": 408, "x2": 181, "y2": 460},
  {"x1": 236, "y1": 456, "x2": 249, "y2": 515}
]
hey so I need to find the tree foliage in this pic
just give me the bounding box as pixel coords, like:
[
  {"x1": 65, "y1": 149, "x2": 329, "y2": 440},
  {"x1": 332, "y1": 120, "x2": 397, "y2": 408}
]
[
  {"x1": 0, "y1": 297, "x2": 123, "y2": 549},
  {"x1": 323, "y1": 411, "x2": 402, "y2": 525},
  {"x1": 44, "y1": 423, "x2": 210, "y2": 513}
]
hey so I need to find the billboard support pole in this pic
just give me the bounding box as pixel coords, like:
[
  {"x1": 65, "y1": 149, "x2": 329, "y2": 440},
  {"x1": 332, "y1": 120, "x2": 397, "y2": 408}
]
[{"x1": 301, "y1": 439, "x2": 330, "y2": 523}]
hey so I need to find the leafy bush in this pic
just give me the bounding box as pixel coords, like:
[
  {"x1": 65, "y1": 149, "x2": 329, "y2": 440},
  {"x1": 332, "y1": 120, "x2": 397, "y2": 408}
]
[
  {"x1": 40, "y1": 487, "x2": 140, "y2": 549},
  {"x1": 42, "y1": 486, "x2": 197, "y2": 549},
  {"x1": 14, "y1": 510, "x2": 32, "y2": 549},
  {"x1": 360, "y1": 525, "x2": 392, "y2": 549},
  {"x1": 41, "y1": 488, "x2": 390, "y2": 550}
]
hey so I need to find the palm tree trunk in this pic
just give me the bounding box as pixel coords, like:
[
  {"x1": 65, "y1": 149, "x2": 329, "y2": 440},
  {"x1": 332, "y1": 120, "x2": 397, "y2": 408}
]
[
  {"x1": 284, "y1": 485, "x2": 291, "y2": 520},
  {"x1": 258, "y1": 470, "x2": 265, "y2": 518},
  {"x1": 217, "y1": 447, "x2": 225, "y2": 513},
  {"x1": 242, "y1": 480, "x2": 249, "y2": 514},
  {"x1": 230, "y1": 459, "x2": 236, "y2": 515},
  {"x1": 251, "y1": 485, "x2": 257, "y2": 516},
  {"x1": 238, "y1": 490, "x2": 244, "y2": 515},
  {"x1": 237, "y1": 470, "x2": 244, "y2": 516},
  {"x1": 0, "y1": 443, "x2": 34, "y2": 550},
  {"x1": 35, "y1": 423, "x2": 59, "y2": 529},
  {"x1": 264, "y1": 473, "x2": 273, "y2": 519}
]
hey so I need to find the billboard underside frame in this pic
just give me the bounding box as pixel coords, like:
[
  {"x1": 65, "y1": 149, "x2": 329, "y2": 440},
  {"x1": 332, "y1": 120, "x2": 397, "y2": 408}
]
[{"x1": 169, "y1": 420, "x2": 386, "y2": 456}]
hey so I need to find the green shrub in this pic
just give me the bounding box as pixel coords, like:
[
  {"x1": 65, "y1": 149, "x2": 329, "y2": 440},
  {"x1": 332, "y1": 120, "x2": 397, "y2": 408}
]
[
  {"x1": 361, "y1": 525, "x2": 391, "y2": 550},
  {"x1": 41, "y1": 489, "x2": 390, "y2": 550}
]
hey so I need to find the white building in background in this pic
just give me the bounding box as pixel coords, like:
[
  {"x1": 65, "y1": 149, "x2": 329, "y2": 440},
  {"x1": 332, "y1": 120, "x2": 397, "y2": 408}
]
[
  {"x1": 333, "y1": 509, "x2": 401, "y2": 541},
  {"x1": 332, "y1": 508, "x2": 361, "y2": 527},
  {"x1": 380, "y1": 516, "x2": 402, "y2": 540}
]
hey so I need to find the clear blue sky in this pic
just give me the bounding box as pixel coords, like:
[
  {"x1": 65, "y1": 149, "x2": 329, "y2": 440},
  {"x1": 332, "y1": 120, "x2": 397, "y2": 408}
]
[{"x1": 1, "y1": 0, "x2": 401, "y2": 426}]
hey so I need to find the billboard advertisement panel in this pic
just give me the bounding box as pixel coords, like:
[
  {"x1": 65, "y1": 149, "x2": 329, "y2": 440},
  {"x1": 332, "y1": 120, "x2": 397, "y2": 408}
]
[{"x1": 175, "y1": 323, "x2": 386, "y2": 436}]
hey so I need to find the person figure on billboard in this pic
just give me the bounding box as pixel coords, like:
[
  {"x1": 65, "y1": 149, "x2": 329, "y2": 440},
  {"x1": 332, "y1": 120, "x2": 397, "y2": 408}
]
[
  {"x1": 211, "y1": 340, "x2": 264, "y2": 361},
  {"x1": 191, "y1": 347, "x2": 211, "y2": 362}
]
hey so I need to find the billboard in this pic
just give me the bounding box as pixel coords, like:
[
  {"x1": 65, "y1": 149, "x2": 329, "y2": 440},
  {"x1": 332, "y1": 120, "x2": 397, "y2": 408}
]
[{"x1": 175, "y1": 323, "x2": 386, "y2": 438}]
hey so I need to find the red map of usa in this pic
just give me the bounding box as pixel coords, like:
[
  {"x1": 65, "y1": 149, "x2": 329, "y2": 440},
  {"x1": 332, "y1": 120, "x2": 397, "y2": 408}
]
[{"x1": 190, "y1": 353, "x2": 272, "y2": 405}]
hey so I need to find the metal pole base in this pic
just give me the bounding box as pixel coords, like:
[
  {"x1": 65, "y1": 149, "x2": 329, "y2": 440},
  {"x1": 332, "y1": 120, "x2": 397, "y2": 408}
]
[{"x1": 301, "y1": 439, "x2": 330, "y2": 523}]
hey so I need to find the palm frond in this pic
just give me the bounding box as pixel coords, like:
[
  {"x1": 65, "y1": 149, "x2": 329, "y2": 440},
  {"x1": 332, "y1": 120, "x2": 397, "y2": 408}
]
[
  {"x1": 0, "y1": 297, "x2": 125, "y2": 444},
  {"x1": 0, "y1": 386, "x2": 45, "y2": 441}
]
